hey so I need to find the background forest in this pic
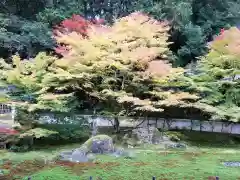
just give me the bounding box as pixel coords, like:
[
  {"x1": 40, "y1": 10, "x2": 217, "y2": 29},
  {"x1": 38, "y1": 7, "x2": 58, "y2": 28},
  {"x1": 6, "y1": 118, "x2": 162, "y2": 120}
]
[{"x1": 1, "y1": 0, "x2": 240, "y2": 65}]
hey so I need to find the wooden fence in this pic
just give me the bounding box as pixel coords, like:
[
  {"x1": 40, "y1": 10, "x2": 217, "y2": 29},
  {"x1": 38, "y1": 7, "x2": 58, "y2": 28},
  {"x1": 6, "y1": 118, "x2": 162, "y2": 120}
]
[{"x1": 0, "y1": 104, "x2": 11, "y2": 114}]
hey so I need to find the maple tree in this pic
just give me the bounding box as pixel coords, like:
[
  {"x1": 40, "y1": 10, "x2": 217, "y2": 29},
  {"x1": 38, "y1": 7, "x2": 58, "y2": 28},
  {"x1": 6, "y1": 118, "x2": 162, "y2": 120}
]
[
  {"x1": 185, "y1": 27, "x2": 240, "y2": 122},
  {"x1": 0, "y1": 13, "x2": 185, "y2": 117}
]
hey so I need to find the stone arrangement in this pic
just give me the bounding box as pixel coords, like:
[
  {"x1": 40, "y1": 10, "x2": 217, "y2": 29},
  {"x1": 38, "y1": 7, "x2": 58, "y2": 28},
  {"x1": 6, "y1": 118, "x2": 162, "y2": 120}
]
[
  {"x1": 58, "y1": 135, "x2": 135, "y2": 163},
  {"x1": 132, "y1": 127, "x2": 165, "y2": 144},
  {"x1": 132, "y1": 127, "x2": 156, "y2": 144},
  {"x1": 58, "y1": 129, "x2": 188, "y2": 163}
]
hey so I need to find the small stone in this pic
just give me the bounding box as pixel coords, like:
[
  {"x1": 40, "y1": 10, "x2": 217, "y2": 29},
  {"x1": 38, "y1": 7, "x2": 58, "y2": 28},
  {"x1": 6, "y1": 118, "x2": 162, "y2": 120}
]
[
  {"x1": 0, "y1": 169, "x2": 4, "y2": 175},
  {"x1": 87, "y1": 153, "x2": 96, "y2": 161},
  {"x1": 223, "y1": 161, "x2": 240, "y2": 167},
  {"x1": 165, "y1": 143, "x2": 187, "y2": 149},
  {"x1": 112, "y1": 147, "x2": 125, "y2": 157},
  {"x1": 128, "y1": 145, "x2": 134, "y2": 148},
  {"x1": 123, "y1": 150, "x2": 135, "y2": 159},
  {"x1": 175, "y1": 143, "x2": 187, "y2": 148}
]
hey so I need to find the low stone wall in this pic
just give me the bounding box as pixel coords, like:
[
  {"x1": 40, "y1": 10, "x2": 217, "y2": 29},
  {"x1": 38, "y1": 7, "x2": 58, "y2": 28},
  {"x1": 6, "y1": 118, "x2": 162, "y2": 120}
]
[{"x1": 37, "y1": 114, "x2": 240, "y2": 135}]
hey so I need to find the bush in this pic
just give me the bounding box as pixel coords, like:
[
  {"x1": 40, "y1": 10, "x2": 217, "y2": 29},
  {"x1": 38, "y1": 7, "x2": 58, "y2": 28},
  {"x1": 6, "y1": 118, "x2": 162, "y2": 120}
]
[
  {"x1": 33, "y1": 124, "x2": 91, "y2": 146},
  {"x1": 165, "y1": 131, "x2": 186, "y2": 142}
]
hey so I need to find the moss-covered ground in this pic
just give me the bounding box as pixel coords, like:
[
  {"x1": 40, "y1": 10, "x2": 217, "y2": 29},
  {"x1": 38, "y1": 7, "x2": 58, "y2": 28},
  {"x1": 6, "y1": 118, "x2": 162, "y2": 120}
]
[{"x1": 0, "y1": 131, "x2": 240, "y2": 180}]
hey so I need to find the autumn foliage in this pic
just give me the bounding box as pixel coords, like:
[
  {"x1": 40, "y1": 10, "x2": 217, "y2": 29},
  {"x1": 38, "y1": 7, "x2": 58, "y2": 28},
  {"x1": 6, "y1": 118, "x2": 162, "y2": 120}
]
[
  {"x1": 206, "y1": 27, "x2": 240, "y2": 69},
  {"x1": 54, "y1": 12, "x2": 173, "y2": 75},
  {"x1": 0, "y1": 12, "x2": 222, "y2": 121},
  {"x1": 53, "y1": 14, "x2": 105, "y2": 56}
]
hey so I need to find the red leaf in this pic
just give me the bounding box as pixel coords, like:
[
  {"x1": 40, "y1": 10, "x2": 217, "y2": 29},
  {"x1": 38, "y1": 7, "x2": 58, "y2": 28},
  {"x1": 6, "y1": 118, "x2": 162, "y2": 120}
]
[{"x1": 53, "y1": 14, "x2": 105, "y2": 56}]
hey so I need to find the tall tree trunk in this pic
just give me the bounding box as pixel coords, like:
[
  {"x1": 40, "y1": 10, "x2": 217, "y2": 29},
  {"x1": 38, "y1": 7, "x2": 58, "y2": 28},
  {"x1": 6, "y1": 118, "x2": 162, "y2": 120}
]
[
  {"x1": 114, "y1": 116, "x2": 120, "y2": 133},
  {"x1": 221, "y1": 122, "x2": 224, "y2": 133},
  {"x1": 190, "y1": 119, "x2": 193, "y2": 131},
  {"x1": 200, "y1": 121, "x2": 202, "y2": 132}
]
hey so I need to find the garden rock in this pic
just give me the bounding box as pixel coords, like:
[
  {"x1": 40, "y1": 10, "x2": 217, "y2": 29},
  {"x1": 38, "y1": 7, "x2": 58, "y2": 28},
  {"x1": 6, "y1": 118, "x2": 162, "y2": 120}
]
[
  {"x1": 123, "y1": 150, "x2": 135, "y2": 159},
  {"x1": 84, "y1": 135, "x2": 114, "y2": 153},
  {"x1": 71, "y1": 148, "x2": 88, "y2": 162},
  {"x1": 58, "y1": 135, "x2": 114, "y2": 163},
  {"x1": 58, "y1": 146, "x2": 88, "y2": 163},
  {"x1": 112, "y1": 147, "x2": 125, "y2": 157},
  {"x1": 124, "y1": 132, "x2": 141, "y2": 147},
  {"x1": 165, "y1": 143, "x2": 187, "y2": 149},
  {"x1": 223, "y1": 162, "x2": 240, "y2": 167},
  {"x1": 162, "y1": 136, "x2": 170, "y2": 141},
  {"x1": 91, "y1": 139, "x2": 113, "y2": 153},
  {"x1": 58, "y1": 151, "x2": 73, "y2": 161},
  {"x1": 152, "y1": 128, "x2": 162, "y2": 144},
  {"x1": 169, "y1": 135, "x2": 180, "y2": 142},
  {"x1": 87, "y1": 153, "x2": 96, "y2": 161}
]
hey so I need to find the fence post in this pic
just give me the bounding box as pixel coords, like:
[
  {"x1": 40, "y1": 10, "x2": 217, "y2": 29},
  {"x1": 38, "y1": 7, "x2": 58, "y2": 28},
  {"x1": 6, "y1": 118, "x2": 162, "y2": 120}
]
[{"x1": 152, "y1": 177, "x2": 156, "y2": 180}]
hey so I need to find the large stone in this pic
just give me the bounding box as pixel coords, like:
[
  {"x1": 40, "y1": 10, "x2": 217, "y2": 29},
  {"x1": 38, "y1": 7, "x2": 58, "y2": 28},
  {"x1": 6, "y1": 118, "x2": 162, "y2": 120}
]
[
  {"x1": 91, "y1": 140, "x2": 106, "y2": 153},
  {"x1": 58, "y1": 146, "x2": 88, "y2": 163},
  {"x1": 152, "y1": 128, "x2": 162, "y2": 144},
  {"x1": 84, "y1": 135, "x2": 114, "y2": 154},
  {"x1": 58, "y1": 151, "x2": 73, "y2": 161},
  {"x1": 132, "y1": 127, "x2": 155, "y2": 144},
  {"x1": 123, "y1": 131, "x2": 141, "y2": 147},
  {"x1": 70, "y1": 148, "x2": 88, "y2": 163},
  {"x1": 57, "y1": 135, "x2": 115, "y2": 163}
]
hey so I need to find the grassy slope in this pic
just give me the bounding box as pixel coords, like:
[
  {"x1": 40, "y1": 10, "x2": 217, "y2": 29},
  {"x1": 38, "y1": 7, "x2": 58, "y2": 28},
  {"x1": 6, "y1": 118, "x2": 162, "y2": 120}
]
[
  {"x1": 17, "y1": 149, "x2": 240, "y2": 180},
  {"x1": 1, "y1": 146, "x2": 240, "y2": 180},
  {"x1": 0, "y1": 131, "x2": 240, "y2": 180}
]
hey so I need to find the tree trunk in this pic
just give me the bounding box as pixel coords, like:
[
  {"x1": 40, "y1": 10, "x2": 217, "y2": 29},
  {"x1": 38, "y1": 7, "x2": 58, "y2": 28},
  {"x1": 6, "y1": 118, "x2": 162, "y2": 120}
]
[
  {"x1": 200, "y1": 121, "x2": 202, "y2": 132},
  {"x1": 221, "y1": 123, "x2": 224, "y2": 133},
  {"x1": 114, "y1": 116, "x2": 120, "y2": 133},
  {"x1": 190, "y1": 119, "x2": 194, "y2": 131},
  {"x1": 230, "y1": 123, "x2": 233, "y2": 134}
]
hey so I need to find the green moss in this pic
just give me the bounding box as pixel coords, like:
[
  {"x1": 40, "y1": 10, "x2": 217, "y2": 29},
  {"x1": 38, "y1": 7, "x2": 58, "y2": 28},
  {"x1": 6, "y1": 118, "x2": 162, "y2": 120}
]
[
  {"x1": 0, "y1": 141, "x2": 238, "y2": 180},
  {"x1": 165, "y1": 131, "x2": 186, "y2": 142},
  {"x1": 22, "y1": 167, "x2": 80, "y2": 180},
  {"x1": 83, "y1": 134, "x2": 112, "y2": 149}
]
